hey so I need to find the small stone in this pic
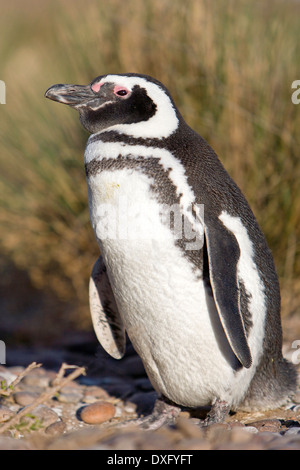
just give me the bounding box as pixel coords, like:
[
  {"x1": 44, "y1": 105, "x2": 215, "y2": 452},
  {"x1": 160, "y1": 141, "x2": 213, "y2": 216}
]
[
  {"x1": 0, "y1": 436, "x2": 33, "y2": 450},
  {"x1": 103, "y1": 431, "x2": 142, "y2": 450},
  {"x1": 216, "y1": 441, "x2": 265, "y2": 450},
  {"x1": 229, "y1": 420, "x2": 245, "y2": 428},
  {"x1": 205, "y1": 423, "x2": 231, "y2": 444},
  {"x1": 292, "y1": 391, "x2": 300, "y2": 404},
  {"x1": 83, "y1": 385, "x2": 110, "y2": 401},
  {"x1": 123, "y1": 402, "x2": 137, "y2": 414},
  {"x1": 13, "y1": 391, "x2": 39, "y2": 406},
  {"x1": 176, "y1": 417, "x2": 205, "y2": 439},
  {"x1": 31, "y1": 405, "x2": 60, "y2": 427},
  {"x1": 0, "y1": 370, "x2": 17, "y2": 385},
  {"x1": 44, "y1": 420, "x2": 67, "y2": 436},
  {"x1": 80, "y1": 401, "x2": 116, "y2": 424},
  {"x1": 230, "y1": 426, "x2": 258, "y2": 445},
  {"x1": 57, "y1": 390, "x2": 82, "y2": 404},
  {"x1": 176, "y1": 438, "x2": 212, "y2": 450},
  {"x1": 248, "y1": 419, "x2": 281, "y2": 433},
  {"x1": 284, "y1": 426, "x2": 300, "y2": 436},
  {"x1": 268, "y1": 440, "x2": 300, "y2": 450},
  {"x1": 7, "y1": 366, "x2": 25, "y2": 375},
  {"x1": 59, "y1": 379, "x2": 82, "y2": 390},
  {"x1": 0, "y1": 405, "x2": 14, "y2": 423},
  {"x1": 243, "y1": 426, "x2": 259, "y2": 434},
  {"x1": 114, "y1": 405, "x2": 123, "y2": 418},
  {"x1": 82, "y1": 395, "x2": 98, "y2": 404},
  {"x1": 22, "y1": 372, "x2": 50, "y2": 388}
]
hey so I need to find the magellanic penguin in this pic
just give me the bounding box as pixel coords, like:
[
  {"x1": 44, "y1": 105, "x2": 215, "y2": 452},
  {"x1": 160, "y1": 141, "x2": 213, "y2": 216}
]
[{"x1": 45, "y1": 74, "x2": 297, "y2": 428}]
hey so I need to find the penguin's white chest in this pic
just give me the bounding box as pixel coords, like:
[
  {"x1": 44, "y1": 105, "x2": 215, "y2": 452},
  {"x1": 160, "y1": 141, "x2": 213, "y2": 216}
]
[{"x1": 87, "y1": 167, "x2": 252, "y2": 407}]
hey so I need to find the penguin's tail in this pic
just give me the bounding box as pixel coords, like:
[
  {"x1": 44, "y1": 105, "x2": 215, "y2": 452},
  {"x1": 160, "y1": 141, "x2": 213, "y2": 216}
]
[{"x1": 237, "y1": 356, "x2": 298, "y2": 412}]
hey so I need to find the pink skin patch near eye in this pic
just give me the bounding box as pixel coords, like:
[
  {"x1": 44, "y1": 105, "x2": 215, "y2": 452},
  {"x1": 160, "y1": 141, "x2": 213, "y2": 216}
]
[
  {"x1": 113, "y1": 85, "x2": 130, "y2": 96},
  {"x1": 91, "y1": 81, "x2": 104, "y2": 93}
]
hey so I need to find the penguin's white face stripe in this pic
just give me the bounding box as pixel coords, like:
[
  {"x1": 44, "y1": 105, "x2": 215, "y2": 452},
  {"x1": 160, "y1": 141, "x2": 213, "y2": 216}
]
[
  {"x1": 91, "y1": 75, "x2": 179, "y2": 139},
  {"x1": 85, "y1": 138, "x2": 204, "y2": 239},
  {"x1": 219, "y1": 211, "x2": 266, "y2": 363}
]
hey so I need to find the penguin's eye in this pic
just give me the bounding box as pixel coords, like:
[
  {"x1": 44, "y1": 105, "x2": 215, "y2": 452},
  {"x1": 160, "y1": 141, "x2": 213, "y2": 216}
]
[{"x1": 113, "y1": 85, "x2": 130, "y2": 98}]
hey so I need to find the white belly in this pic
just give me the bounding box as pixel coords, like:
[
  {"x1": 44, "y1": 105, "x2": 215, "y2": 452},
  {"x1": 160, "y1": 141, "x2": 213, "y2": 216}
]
[{"x1": 87, "y1": 167, "x2": 255, "y2": 407}]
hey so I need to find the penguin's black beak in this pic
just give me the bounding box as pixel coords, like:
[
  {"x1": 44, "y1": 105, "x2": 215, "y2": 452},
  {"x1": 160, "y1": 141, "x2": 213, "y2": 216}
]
[{"x1": 45, "y1": 84, "x2": 99, "y2": 108}]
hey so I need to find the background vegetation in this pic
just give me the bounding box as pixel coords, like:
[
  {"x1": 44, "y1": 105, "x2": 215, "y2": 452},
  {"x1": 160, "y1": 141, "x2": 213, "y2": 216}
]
[{"x1": 0, "y1": 0, "x2": 299, "y2": 344}]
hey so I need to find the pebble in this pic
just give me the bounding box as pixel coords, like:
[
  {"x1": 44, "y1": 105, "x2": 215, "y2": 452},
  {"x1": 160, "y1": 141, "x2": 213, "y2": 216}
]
[
  {"x1": 229, "y1": 427, "x2": 257, "y2": 445},
  {"x1": 175, "y1": 417, "x2": 205, "y2": 439},
  {"x1": 57, "y1": 389, "x2": 83, "y2": 404},
  {"x1": 82, "y1": 386, "x2": 110, "y2": 404},
  {"x1": 7, "y1": 366, "x2": 25, "y2": 375},
  {"x1": 80, "y1": 401, "x2": 116, "y2": 424},
  {"x1": 59, "y1": 379, "x2": 82, "y2": 390},
  {"x1": 31, "y1": 405, "x2": 60, "y2": 427},
  {"x1": 114, "y1": 405, "x2": 123, "y2": 418},
  {"x1": 13, "y1": 391, "x2": 39, "y2": 406},
  {"x1": 123, "y1": 402, "x2": 137, "y2": 414},
  {"x1": 0, "y1": 436, "x2": 33, "y2": 450},
  {"x1": 293, "y1": 391, "x2": 300, "y2": 404},
  {"x1": 0, "y1": 405, "x2": 14, "y2": 423},
  {"x1": 0, "y1": 370, "x2": 17, "y2": 385},
  {"x1": 176, "y1": 438, "x2": 212, "y2": 450},
  {"x1": 205, "y1": 423, "x2": 231, "y2": 444},
  {"x1": 21, "y1": 372, "x2": 50, "y2": 388},
  {"x1": 247, "y1": 419, "x2": 281, "y2": 433},
  {"x1": 243, "y1": 426, "x2": 259, "y2": 434},
  {"x1": 45, "y1": 420, "x2": 67, "y2": 436},
  {"x1": 284, "y1": 426, "x2": 300, "y2": 436}
]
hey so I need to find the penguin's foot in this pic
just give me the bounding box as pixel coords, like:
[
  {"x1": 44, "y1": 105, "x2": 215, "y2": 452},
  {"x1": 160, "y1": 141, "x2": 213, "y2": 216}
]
[
  {"x1": 134, "y1": 396, "x2": 181, "y2": 430},
  {"x1": 117, "y1": 396, "x2": 181, "y2": 431},
  {"x1": 201, "y1": 399, "x2": 230, "y2": 427}
]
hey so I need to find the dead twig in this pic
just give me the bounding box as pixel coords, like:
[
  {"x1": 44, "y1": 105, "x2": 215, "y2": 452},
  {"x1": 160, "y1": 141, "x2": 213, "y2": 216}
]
[
  {"x1": 0, "y1": 363, "x2": 86, "y2": 435},
  {"x1": 0, "y1": 362, "x2": 42, "y2": 397},
  {"x1": 51, "y1": 362, "x2": 81, "y2": 387}
]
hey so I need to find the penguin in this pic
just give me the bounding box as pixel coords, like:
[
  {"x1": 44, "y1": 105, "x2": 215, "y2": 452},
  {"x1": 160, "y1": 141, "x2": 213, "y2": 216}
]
[{"x1": 45, "y1": 74, "x2": 297, "y2": 428}]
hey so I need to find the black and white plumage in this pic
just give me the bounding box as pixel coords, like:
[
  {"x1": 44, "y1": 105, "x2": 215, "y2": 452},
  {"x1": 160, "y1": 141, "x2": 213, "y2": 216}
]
[{"x1": 45, "y1": 73, "x2": 297, "y2": 425}]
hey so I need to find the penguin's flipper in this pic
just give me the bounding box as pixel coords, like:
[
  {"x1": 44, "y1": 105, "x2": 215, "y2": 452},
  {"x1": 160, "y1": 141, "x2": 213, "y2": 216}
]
[
  {"x1": 89, "y1": 255, "x2": 126, "y2": 359},
  {"x1": 204, "y1": 218, "x2": 252, "y2": 369}
]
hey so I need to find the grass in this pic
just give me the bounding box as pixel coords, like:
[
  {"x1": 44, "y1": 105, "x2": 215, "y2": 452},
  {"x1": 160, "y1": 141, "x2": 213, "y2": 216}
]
[{"x1": 0, "y1": 0, "x2": 300, "y2": 332}]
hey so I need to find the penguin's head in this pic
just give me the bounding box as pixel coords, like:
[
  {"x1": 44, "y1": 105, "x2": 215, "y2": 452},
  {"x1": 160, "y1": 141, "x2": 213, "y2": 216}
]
[{"x1": 45, "y1": 73, "x2": 179, "y2": 138}]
